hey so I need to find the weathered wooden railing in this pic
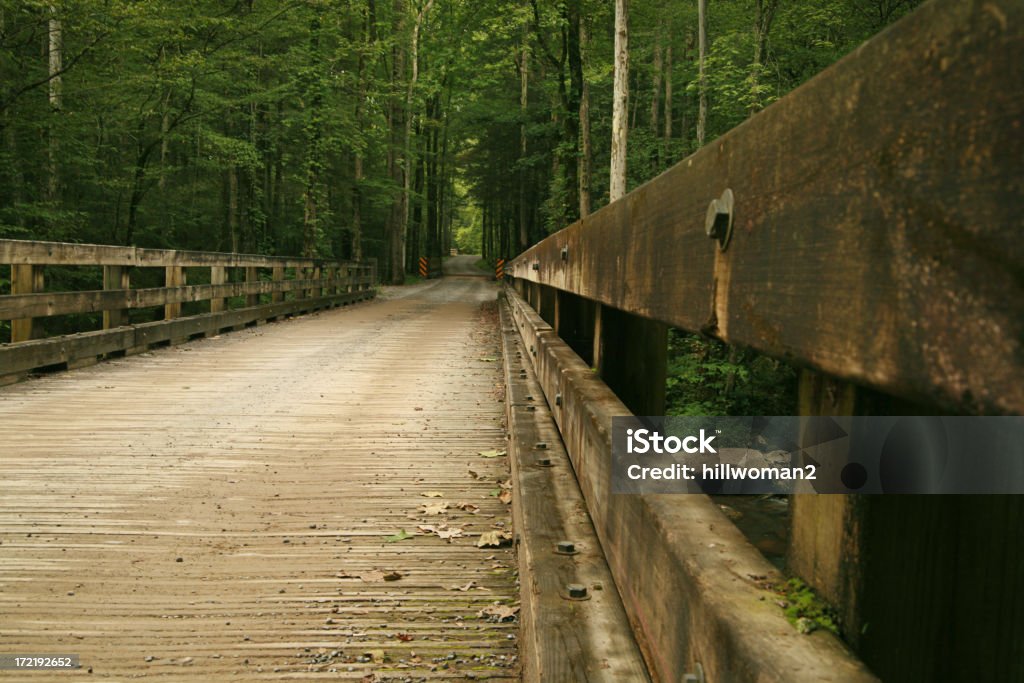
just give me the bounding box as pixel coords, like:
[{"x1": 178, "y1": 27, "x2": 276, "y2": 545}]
[
  {"x1": 505, "y1": 1, "x2": 1022, "y2": 682},
  {"x1": 0, "y1": 239, "x2": 376, "y2": 381}
]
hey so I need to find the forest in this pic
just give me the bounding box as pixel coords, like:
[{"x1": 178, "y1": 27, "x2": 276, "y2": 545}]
[
  {"x1": 1, "y1": 0, "x2": 922, "y2": 274},
  {"x1": 1, "y1": 0, "x2": 922, "y2": 408}
]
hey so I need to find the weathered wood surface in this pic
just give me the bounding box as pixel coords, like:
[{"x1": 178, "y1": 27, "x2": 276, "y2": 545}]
[
  {"x1": 508, "y1": 0, "x2": 1024, "y2": 415},
  {"x1": 504, "y1": 285, "x2": 877, "y2": 683},
  {"x1": 499, "y1": 300, "x2": 649, "y2": 681},
  {"x1": 0, "y1": 276, "x2": 374, "y2": 320},
  {"x1": 0, "y1": 238, "x2": 362, "y2": 269},
  {"x1": 0, "y1": 277, "x2": 519, "y2": 680},
  {"x1": 0, "y1": 290, "x2": 374, "y2": 377}
]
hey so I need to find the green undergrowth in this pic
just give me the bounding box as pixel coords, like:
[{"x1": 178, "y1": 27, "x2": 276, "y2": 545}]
[{"x1": 779, "y1": 578, "x2": 840, "y2": 636}]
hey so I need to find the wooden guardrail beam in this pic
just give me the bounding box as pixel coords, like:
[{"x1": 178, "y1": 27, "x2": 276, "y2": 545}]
[
  {"x1": 508, "y1": 0, "x2": 1023, "y2": 415},
  {"x1": 1, "y1": 240, "x2": 377, "y2": 380}
]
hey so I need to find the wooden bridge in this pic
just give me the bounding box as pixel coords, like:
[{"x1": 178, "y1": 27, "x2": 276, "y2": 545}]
[{"x1": 1, "y1": 2, "x2": 1022, "y2": 681}]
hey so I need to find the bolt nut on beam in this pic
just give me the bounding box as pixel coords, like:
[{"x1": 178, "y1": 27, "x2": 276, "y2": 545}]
[
  {"x1": 555, "y1": 393, "x2": 562, "y2": 406},
  {"x1": 566, "y1": 583, "x2": 588, "y2": 599},
  {"x1": 560, "y1": 246, "x2": 569, "y2": 261},
  {"x1": 532, "y1": 262, "x2": 540, "y2": 271},
  {"x1": 705, "y1": 188, "x2": 735, "y2": 251},
  {"x1": 555, "y1": 540, "x2": 579, "y2": 555},
  {"x1": 535, "y1": 456, "x2": 553, "y2": 467},
  {"x1": 534, "y1": 442, "x2": 548, "y2": 450}
]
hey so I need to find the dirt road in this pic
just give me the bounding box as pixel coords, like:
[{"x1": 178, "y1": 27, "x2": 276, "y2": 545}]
[{"x1": 0, "y1": 277, "x2": 517, "y2": 680}]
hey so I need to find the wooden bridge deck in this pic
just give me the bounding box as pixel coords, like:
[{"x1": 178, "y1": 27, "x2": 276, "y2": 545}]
[{"x1": 0, "y1": 276, "x2": 519, "y2": 681}]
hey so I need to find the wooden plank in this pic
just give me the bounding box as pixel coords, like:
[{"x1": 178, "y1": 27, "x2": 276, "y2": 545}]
[
  {"x1": 164, "y1": 266, "x2": 184, "y2": 320},
  {"x1": 509, "y1": 0, "x2": 1024, "y2": 415},
  {"x1": 245, "y1": 267, "x2": 259, "y2": 307},
  {"x1": 209, "y1": 266, "x2": 226, "y2": 313},
  {"x1": 499, "y1": 301, "x2": 650, "y2": 681},
  {"x1": 102, "y1": 266, "x2": 130, "y2": 329},
  {"x1": 0, "y1": 278, "x2": 516, "y2": 680},
  {"x1": 10, "y1": 264, "x2": 43, "y2": 342},
  {"x1": 0, "y1": 278, "x2": 336, "y2": 320},
  {"x1": 271, "y1": 266, "x2": 284, "y2": 303},
  {"x1": 0, "y1": 290, "x2": 375, "y2": 377},
  {"x1": 0, "y1": 238, "x2": 360, "y2": 270},
  {"x1": 504, "y1": 285, "x2": 877, "y2": 683}
]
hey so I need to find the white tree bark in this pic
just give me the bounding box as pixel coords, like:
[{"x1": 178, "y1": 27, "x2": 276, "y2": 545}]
[
  {"x1": 47, "y1": 4, "x2": 62, "y2": 203},
  {"x1": 609, "y1": 0, "x2": 629, "y2": 202},
  {"x1": 697, "y1": 0, "x2": 708, "y2": 148}
]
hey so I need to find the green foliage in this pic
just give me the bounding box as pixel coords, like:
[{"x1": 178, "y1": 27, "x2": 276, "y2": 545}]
[
  {"x1": 781, "y1": 578, "x2": 841, "y2": 636},
  {"x1": 666, "y1": 330, "x2": 797, "y2": 417}
]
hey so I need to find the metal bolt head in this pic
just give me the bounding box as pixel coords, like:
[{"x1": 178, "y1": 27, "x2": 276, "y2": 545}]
[
  {"x1": 555, "y1": 393, "x2": 562, "y2": 406},
  {"x1": 567, "y1": 584, "x2": 587, "y2": 599},
  {"x1": 535, "y1": 456, "x2": 552, "y2": 466},
  {"x1": 532, "y1": 262, "x2": 540, "y2": 271},
  {"x1": 556, "y1": 541, "x2": 576, "y2": 554},
  {"x1": 560, "y1": 246, "x2": 569, "y2": 261},
  {"x1": 705, "y1": 188, "x2": 735, "y2": 251},
  {"x1": 534, "y1": 442, "x2": 548, "y2": 450}
]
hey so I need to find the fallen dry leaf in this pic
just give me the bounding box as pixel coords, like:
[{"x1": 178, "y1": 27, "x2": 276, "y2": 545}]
[
  {"x1": 498, "y1": 490, "x2": 512, "y2": 505},
  {"x1": 478, "y1": 449, "x2": 506, "y2": 458},
  {"x1": 477, "y1": 530, "x2": 513, "y2": 548},
  {"x1": 421, "y1": 501, "x2": 449, "y2": 515},
  {"x1": 456, "y1": 502, "x2": 480, "y2": 514},
  {"x1": 420, "y1": 491, "x2": 444, "y2": 498},
  {"x1": 382, "y1": 571, "x2": 402, "y2": 581}
]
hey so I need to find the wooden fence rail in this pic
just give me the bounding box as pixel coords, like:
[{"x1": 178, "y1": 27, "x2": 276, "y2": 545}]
[
  {"x1": 506, "y1": 1, "x2": 1022, "y2": 682},
  {"x1": 1, "y1": 239, "x2": 376, "y2": 379}
]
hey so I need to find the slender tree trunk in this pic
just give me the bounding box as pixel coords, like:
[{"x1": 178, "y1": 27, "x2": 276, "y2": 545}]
[
  {"x1": 399, "y1": 0, "x2": 434, "y2": 271},
  {"x1": 647, "y1": 35, "x2": 663, "y2": 172},
  {"x1": 663, "y1": 43, "x2": 673, "y2": 161},
  {"x1": 609, "y1": 0, "x2": 629, "y2": 202},
  {"x1": 228, "y1": 166, "x2": 239, "y2": 252},
  {"x1": 697, "y1": 0, "x2": 708, "y2": 148},
  {"x1": 750, "y1": 0, "x2": 778, "y2": 115},
  {"x1": 518, "y1": 18, "x2": 529, "y2": 252},
  {"x1": 578, "y1": 18, "x2": 592, "y2": 218},
  {"x1": 46, "y1": 4, "x2": 61, "y2": 205}
]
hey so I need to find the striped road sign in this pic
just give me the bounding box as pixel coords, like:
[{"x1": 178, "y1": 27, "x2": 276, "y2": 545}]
[
  {"x1": 495, "y1": 258, "x2": 505, "y2": 280},
  {"x1": 418, "y1": 256, "x2": 428, "y2": 278}
]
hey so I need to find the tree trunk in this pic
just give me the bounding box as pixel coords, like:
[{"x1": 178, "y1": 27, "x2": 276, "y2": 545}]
[
  {"x1": 609, "y1": 0, "x2": 629, "y2": 202},
  {"x1": 46, "y1": 4, "x2": 61, "y2": 205},
  {"x1": 750, "y1": 0, "x2": 779, "y2": 116},
  {"x1": 663, "y1": 43, "x2": 673, "y2": 161},
  {"x1": 399, "y1": 0, "x2": 435, "y2": 274},
  {"x1": 697, "y1": 0, "x2": 708, "y2": 148},
  {"x1": 647, "y1": 36, "x2": 663, "y2": 172},
  {"x1": 578, "y1": 18, "x2": 592, "y2": 218},
  {"x1": 518, "y1": 18, "x2": 529, "y2": 252}
]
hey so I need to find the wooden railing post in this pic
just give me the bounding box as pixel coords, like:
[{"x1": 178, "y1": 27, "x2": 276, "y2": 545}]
[
  {"x1": 11, "y1": 264, "x2": 44, "y2": 342},
  {"x1": 272, "y1": 266, "x2": 284, "y2": 303},
  {"x1": 210, "y1": 266, "x2": 225, "y2": 313},
  {"x1": 593, "y1": 303, "x2": 668, "y2": 415},
  {"x1": 164, "y1": 266, "x2": 184, "y2": 320},
  {"x1": 312, "y1": 265, "x2": 322, "y2": 298},
  {"x1": 103, "y1": 266, "x2": 130, "y2": 329},
  {"x1": 245, "y1": 267, "x2": 258, "y2": 307}
]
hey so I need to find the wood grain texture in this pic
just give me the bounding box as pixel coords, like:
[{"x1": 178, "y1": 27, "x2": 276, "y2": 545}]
[
  {"x1": 0, "y1": 290, "x2": 375, "y2": 378},
  {"x1": 0, "y1": 239, "x2": 372, "y2": 270},
  {"x1": 500, "y1": 299, "x2": 649, "y2": 681},
  {"x1": 505, "y1": 285, "x2": 878, "y2": 683},
  {"x1": 0, "y1": 277, "x2": 518, "y2": 681},
  {"x1": 509, "y1": 0, "x2": 1024, "y2": 415}
]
